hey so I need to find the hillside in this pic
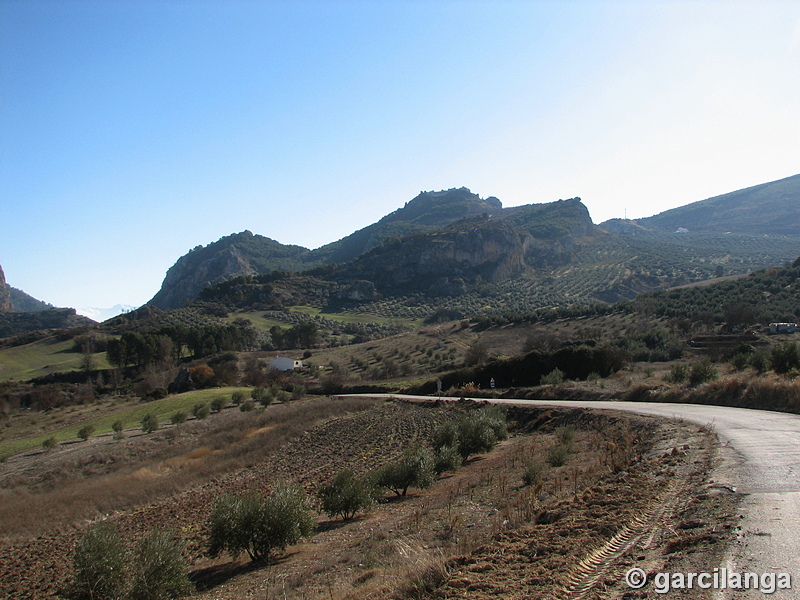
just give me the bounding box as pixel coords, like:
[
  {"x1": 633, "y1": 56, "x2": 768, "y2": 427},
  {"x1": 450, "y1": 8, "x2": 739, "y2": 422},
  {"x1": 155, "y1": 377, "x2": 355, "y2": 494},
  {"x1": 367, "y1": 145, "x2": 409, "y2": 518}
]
[
  {"x1": 148, "y1": 176, "x2": 800, "y2": 313},
  {"x1": 308, "y1": 187, "x2": 504, "y2": 264},
  {"x1": 148, "y1": 231, "x2": 316, "y2": 310},
  {"x1": 605, "y1": 172, "x2": 800, "y2": 235}
]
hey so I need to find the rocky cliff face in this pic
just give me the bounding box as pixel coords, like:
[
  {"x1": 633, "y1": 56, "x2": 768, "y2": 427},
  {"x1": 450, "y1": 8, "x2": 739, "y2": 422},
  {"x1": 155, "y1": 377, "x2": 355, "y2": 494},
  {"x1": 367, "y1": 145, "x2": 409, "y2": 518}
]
[
  {"x1": 344, "y1": 218, "x2": 528, "y2": 294},
  {"x1": 0, "y1": 265, "x2": 13, "y2": 312},
  {"x1": 150, "y1": 244, "x2": 258, "y2": 310},
  {"x1": 148, "y1": 231, "x2": 313, "y2": 310}
]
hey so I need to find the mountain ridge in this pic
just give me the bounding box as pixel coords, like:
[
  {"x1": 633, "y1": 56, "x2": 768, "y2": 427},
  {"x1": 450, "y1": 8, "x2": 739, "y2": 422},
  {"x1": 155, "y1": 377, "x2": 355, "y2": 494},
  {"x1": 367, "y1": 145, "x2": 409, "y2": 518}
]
[{"x1": 148, "y1": 175, "x2": 800, "y2": 311}]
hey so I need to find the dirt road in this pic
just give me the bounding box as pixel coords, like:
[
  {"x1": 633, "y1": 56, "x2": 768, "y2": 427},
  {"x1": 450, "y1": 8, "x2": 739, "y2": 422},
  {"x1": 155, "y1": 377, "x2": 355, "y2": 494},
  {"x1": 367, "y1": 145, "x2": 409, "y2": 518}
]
[{"x1": 346, "y1": 395, "x2": 800, "y2": 598}]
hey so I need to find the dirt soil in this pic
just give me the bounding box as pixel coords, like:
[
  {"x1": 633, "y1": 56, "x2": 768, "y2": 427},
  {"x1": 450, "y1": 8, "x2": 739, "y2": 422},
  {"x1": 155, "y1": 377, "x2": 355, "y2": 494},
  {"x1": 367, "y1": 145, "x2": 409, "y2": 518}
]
[{"x1": 0, "y1": 399, "x2": 739, "y2": 600}]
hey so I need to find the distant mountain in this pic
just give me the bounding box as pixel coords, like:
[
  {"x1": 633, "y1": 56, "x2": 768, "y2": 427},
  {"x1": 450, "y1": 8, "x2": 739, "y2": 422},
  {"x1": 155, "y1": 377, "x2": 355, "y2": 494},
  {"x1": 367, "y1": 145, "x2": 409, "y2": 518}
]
[
  {"x1": 149, "y1": 176, "x2": 800, "y2": 312},
  {"x1": 602, "y1": 173, "x2": 800, "y2": 235},
  {"x1": 76, "y1": 304, "x2": 136, "y2": 322}
]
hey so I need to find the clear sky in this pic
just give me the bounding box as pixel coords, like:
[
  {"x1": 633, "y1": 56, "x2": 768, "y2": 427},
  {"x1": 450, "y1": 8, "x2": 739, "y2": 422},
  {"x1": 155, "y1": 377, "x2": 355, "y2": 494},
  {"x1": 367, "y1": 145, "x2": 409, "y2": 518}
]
[{"x1": 1, "y1": 0, "x2": 799, "y2": 312}]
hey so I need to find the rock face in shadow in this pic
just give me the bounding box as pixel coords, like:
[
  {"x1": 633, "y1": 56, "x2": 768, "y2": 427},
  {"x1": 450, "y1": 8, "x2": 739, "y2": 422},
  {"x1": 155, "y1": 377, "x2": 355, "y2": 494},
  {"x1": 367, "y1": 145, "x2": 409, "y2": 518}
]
[{"x1": 0, "y1": 265, "x2": 12, "y2": 313}]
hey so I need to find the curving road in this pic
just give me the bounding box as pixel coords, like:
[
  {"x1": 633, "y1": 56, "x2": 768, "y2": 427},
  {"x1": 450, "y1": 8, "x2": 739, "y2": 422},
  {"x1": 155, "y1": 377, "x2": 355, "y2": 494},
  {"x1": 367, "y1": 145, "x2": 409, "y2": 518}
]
[{"x1": 342, "y1": 395, "x2": 800, "y2": 598}]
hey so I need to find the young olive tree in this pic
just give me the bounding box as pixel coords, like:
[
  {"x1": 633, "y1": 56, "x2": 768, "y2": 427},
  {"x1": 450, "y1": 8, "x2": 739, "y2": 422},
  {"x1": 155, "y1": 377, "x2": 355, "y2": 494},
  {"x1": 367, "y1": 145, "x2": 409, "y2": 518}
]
[
  {"x1": 208, "y1": 482, "x2": 315, "y2": 562},
  {"x1": 318, "y1": 470, "x2": 377, "y2": 520},
  {"x1": 68, "y1": 521, "x2": 128, "y2": 600},
  {"x1": 375, "y1": 446, "x2": 436, "y2": 497}
]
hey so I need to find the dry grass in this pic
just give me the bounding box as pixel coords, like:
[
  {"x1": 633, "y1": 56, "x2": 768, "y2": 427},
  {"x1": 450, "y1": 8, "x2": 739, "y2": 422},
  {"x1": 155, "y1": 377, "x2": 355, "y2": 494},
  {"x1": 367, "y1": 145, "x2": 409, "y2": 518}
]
[{"x1": 0, "y1": 396, "x2": 380, "y2": 540}]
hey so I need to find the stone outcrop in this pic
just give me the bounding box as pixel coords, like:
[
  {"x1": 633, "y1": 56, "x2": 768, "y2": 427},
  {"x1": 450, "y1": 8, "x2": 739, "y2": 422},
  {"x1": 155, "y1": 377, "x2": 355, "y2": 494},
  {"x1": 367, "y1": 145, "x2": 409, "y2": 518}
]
[{"x1": 0, "y1": 265, "x2": 12, "y2": 312}]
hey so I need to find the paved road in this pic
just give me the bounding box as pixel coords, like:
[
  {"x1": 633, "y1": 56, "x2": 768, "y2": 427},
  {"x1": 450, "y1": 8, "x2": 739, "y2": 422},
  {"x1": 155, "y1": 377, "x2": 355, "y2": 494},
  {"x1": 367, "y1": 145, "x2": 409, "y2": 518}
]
[{"x1": 343, "y1": 395, "x2": 800, "y2": 598}]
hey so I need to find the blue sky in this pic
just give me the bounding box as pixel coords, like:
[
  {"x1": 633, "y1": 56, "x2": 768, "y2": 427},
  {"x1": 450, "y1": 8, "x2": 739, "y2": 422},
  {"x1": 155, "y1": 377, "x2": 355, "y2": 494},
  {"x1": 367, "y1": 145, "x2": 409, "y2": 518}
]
[{"x1": 2, "y1": 0, "x2": 799, "y2": 312}]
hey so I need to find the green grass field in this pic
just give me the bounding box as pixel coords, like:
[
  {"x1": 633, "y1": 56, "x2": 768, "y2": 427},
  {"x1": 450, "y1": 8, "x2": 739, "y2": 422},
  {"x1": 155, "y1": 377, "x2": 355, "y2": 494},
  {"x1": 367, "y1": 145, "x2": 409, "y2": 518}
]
[
  {"x1": 0, "y1": 387, "x2": 252, "y2": 460},
  {"x1": 0, "y1": 336, "x2": 111, "y2": 381}
]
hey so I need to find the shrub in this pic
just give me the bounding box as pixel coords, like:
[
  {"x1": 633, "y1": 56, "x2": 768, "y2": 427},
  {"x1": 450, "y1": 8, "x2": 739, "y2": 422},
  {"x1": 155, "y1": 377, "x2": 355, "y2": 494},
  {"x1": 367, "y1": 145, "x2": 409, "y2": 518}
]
[
  {"x1": 208, "y1": 482, "x2": 315, "y2": 562},
  {"x1": 771, "y1": 342, "x2": 800, "y2": 375},
  {"x1": 252, "y1": 386, "x2": 272, "y2": 406},
  {"x1": 239, "y1": 400, "x2": 255, "y2": 412},
  {"x1": 318, "y1": 470, "x2": 376, "y2": 520},
  {"x1": 129, "y1": 530, "x2": 193, "y2": 600},
  {"x1": 43, "y1": 436, "x2": 58, "y2": 451},
  {"x1": 749, "y1": 350, "x2": 770, "y2": 374},
  {"x1": 112, "y1": 420, "x2": 124, "y2": 433},
  {"x1": 77, "y1": 424, "x2": 95, "y2": 441},
  {"x1": 433, "y1": 444, "x2": 462, "y2": 474},
  {"x1": 522, "y1": 460, "x2": 544, "y2": 486},
  {"x1": 547, "y1": 444, "x2": 570, "y2": 467},
  {"x1": 170, "y1": 411, "x2": 187, "y2": 426},
  {"x1": 141, "y1": 413, "x2": 159, "y2": 434},
  {"x1": 291, "y1": 385, "x2": 307, "y2": 401},
  {"x1": 192, "y1": 403, "x2": 210, "y2": 420},
  {"x1": 210, "y1": 396, "x2": 227, "y2": 413},
  {"x1": 540, "y1": 368, "x2": 565, "y2": 386},
  {"x1": 689, "y1": 357, "x2": 717, "y2": 386},
  {"x1": 667, "y1": 363, "x2": 690, "y2": 384},
  {"x1": 555, "y1": 425, "x2": 575, "y2": 446},
  {"x1": 231, "y1": 390, "x2": 247, "y2": 405},
  {"x1": 68, "y1": 521, "x2": 127, "y2": 600},
  {"x1": 456, "y1": 405, "x2": 508, "y2": 460},
  {"x1": 375, "y1": 446, "x2": 436, "y2": 497},
  {"x1": 275, "y1": 390, "x2": 290, "y2": 403}
]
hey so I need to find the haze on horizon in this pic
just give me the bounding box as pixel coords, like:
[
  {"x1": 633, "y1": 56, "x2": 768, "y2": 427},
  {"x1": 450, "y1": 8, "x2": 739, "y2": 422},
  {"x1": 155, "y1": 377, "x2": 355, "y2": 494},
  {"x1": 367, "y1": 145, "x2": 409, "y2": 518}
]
[{"x1": 1, "y1": 0, "x2": 799, "y2": 312}]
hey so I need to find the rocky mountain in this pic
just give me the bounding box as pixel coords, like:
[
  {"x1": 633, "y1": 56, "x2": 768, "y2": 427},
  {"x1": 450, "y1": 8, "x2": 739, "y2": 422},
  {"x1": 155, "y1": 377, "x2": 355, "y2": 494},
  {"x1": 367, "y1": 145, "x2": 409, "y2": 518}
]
[
  {"x1": 340, "y1": 198, "x2": 596, "y2": 295},
  {"x1": 148, "y1": 231, "x2": 314, "y2": 310},
  {"x1": 149, "y1": 175, "x2": 800, "y2": 311},
  {"x1": 0, "y1": 265, "x2": 11, "y2": 312},
  {"x1": 308, "y1": 188, "x2": 504, "y2": 264}
]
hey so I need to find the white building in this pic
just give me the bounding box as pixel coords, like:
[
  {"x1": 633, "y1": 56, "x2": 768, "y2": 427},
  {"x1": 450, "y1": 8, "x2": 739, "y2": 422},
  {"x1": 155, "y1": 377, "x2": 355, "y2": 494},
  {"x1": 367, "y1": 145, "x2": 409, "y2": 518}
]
[{"x1": 270, "y1": 356, "x2": 304, "y2": 371}]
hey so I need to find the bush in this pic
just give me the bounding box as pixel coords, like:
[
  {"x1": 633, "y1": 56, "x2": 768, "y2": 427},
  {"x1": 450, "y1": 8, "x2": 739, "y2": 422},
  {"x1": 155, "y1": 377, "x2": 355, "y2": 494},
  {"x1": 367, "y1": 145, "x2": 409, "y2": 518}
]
[
  {"x1": 43, "y1": 436, "x2": 58, "y2": 451},
  {"x1": 547, "y1": 444, "x2": 570, "y2": 467},
  {"x1": 192, "y1": 403, "x2": 210, "y2": 420},
  {"x1": 68, "y1": 521, "x2": 127, "y2": 600},
  {"x1": 129, "y1": 530, "x2": 193, "y2": 600},
  {"x1": 555, "y1": 425, "x2": 575, "y2": 446},
  {"x1": 771, "y1": 342, "x2": 800, "y2": 374},
  {"x1": 540, "y1": 368, "x2": 564, "y2": 386},
  {"x1": 291, "y1": 385, "x2": 307, "y2": 401},
  {"x1": 522, "y1": 460, "x2": 544, "y2": 486},
  {"x1": 252, "y1": 386, "x2": 272, "y2": 406},
  {"x1": 170, "y1": 411, "x2": 187, "y2": 426},
  {"x1": 141, "y1": 413, "x2": 159, "y2": 434},
  {"x1": 689, "y1": 357, "x2": 717, "y2": 385},
  {"x1": 231, "y1": 390, "x2": 247, "y2": 405},
  {"x1": 375, "y1": 446, "x2": 436, "y2": 497},
  {"x1": 318, "y1": 470, "x2": 377, "y2": 520},
  {"x1": 433, "y1": 444, "x2": 462, "y2": 474},
  {"x1": 210, "y1": 396, "x2": 227, "y2": 413},
  {"x1": 456, "y1": 405, "x2": 508, "y2": 459},
  {"x1": 239, "y1": 400, "x2": 255, "y2": 412},
  {"x1": 112, "y1": 420, "x2": 124, "y2": 433},
  {"x1": 667, "y1": 363, "x2": 690, "y2": 384},
  {"x1": 749, "y1": 350, "x2": 770, "y2": 374},
  {"x1": 208, "y1": 482, "x2": 315, "y2": 562},
  {"x1": 77, "y1": 424, "x2": 95, "y2": 441}
]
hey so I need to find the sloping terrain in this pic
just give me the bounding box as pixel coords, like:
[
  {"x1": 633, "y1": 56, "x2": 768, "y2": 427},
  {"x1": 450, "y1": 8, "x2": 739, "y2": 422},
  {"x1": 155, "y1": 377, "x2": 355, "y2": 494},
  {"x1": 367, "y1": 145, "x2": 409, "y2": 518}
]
[{"x1": 0, "y1": 398, "x2": 735, "y2": 600}]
